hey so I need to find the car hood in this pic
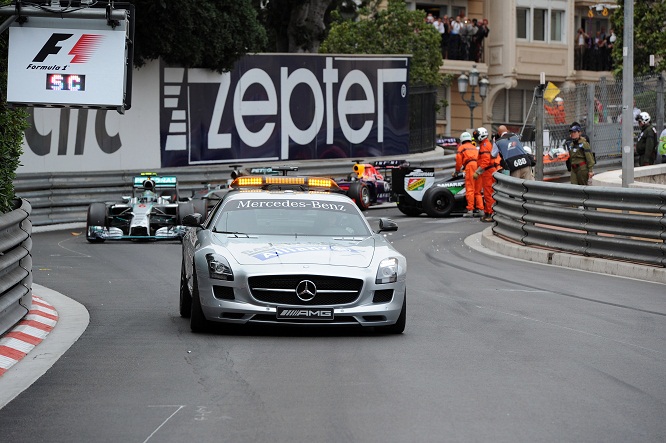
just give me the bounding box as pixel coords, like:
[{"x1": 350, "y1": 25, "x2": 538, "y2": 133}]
[{"x1": 215, "y1": 236, "x2": 376, "y2": 267}]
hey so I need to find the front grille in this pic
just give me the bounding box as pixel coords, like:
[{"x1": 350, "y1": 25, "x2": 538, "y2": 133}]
[
  {"x1": 251, "y1": 314, "x2": 359, "y2": 324},
  {"x1": 248, "y1": 275, "x2": 363, "y2": 306}
]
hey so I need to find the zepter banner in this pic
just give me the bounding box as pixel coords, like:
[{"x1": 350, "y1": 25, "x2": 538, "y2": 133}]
[{"x1": 7, "y1": 16, "x2": 128, "y2": 112}]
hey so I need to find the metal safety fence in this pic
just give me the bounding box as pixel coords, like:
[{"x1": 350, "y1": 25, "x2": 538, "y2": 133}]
[
  {"x1": 523, "y1": 74, "x2": 665, "y2": 162},
  {"x1": 0, "y1": 199, "x2": 33, "y2": 337},
  {"x1": 492, "y1": 173, "x2": 666, "y2": 267},
  {"x1": 13, "y1": 154, "x2": 455, "y2": 227}
]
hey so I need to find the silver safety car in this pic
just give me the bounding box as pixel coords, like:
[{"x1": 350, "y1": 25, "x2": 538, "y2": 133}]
[
  {"x1": 86, "y1": 173, "x2": 194, "y2": 242},
  {"x1": 180, "y1": 175, "x2": 407, "y2": 333}
]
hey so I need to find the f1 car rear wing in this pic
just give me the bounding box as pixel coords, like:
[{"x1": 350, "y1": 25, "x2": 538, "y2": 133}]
[
  {"x1": 372, "y1": 160, "x2": 405, "y2": 169},
  {"x1": 133, "y1": 175, "x2": 178, "y2": 188}
]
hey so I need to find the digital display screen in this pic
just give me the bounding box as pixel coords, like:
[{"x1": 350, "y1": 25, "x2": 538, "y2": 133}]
[{"x1": 46, "y1": 74, "x2": 86, "y2": 91}]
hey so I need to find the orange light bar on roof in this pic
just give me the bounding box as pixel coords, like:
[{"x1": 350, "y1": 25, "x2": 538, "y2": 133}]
[
  {"x1": 308, "y1": 178, "x2": 338, "y2": 189},
  {"x1": 230, "y1": 175, "x2": 339, "y2": 190},
  {"x1": 266, "y1": 176, "x2": 305, "y2": 185},
  {"x1": 235, "y1": 176, "x2": 263, "y2": 187}
]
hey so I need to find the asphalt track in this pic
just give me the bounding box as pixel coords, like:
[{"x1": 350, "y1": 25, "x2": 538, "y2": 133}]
[{"x1": 0, "y1": 214, "x2": 665, "y2": 442}]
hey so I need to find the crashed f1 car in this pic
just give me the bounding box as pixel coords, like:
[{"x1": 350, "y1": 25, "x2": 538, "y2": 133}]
[
  {"x1": 86, "y1": 173, "x2": 195, "y2": 242},
  {"x1": 390, "y1": 163, "x2": 468, "y2": 217}
]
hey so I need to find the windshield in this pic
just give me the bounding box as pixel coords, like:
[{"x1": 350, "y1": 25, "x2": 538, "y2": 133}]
[{"x1": 213, "y1": 197, "x2": 371, "y2": 237}]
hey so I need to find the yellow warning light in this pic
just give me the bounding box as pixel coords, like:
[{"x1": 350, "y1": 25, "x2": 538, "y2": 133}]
[
  {"x1": 266, "y1": 176, "x2": 305, "y2": 185},
  {"x1": 231, "y1": 175, "x2": 340, "y2": 190},
  {"x1": 235, "y1": 176, "x2": 263, "y2": 187},
  {"x1": 308, "y1": 178, "x2": 339, "y2": 189}
]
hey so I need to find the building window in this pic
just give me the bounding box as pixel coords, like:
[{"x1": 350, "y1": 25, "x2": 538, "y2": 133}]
[
  {"x1": 516, "y1": 3, "x2": 566, "y2": 43},
  {"x1": 533, "y1": 9, "x2": 546, "y2": 41},
  {"x1": 551, "y1": 10, "x2": 564, "y2": 42},
  {"x1": 517, "y1": 8, "x2": 528, "y2": 39},
  {"x1": 492, "y1": 88, "x2": 531, "y2": 125},
  {"x1": 410, "y1": 1, "x2": 468, "y2": 20}
]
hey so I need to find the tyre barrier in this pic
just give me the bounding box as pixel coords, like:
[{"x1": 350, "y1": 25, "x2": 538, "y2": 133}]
[{"x1": 0, "y1": 199, "x2": 33, "y2": 337}]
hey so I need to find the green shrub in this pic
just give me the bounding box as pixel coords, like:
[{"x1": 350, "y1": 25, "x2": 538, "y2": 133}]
[{"x1": 0, "y1": 104, "x2": 28, "y2": 213}]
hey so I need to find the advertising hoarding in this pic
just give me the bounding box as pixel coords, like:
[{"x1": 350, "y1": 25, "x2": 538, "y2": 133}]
[{"x1": 18, "y1": 55, "x2": 410, "y2": 174}]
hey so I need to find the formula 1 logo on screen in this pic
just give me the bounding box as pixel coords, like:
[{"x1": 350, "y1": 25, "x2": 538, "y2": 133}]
[
  {"x1": 31, "y1": 33, "x2": 104, "y2": 68},
  {"x1": 159, "y1": 55, "x2": 410, "y2": 168}
]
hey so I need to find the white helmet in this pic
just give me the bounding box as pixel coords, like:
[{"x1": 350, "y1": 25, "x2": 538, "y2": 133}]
[
  {"x1": 637, "y1": 111, "x2": 651, "y2": 124},
  {"x1": 555, "y1": 97, "x2": 564, "y2": 103},
  {"x1": 460, "y1": 132, "x2": 472, "y2": 142},
  {"x1": 476, "y1": 127, "x2": 488, "y2": 141}
]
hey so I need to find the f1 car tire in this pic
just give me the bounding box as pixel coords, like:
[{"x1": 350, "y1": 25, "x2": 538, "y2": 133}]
[
  {"x1": 179, "y1": 260, "x2": 192, "y2": 318},
  {"x1": 86, "y1": 203, "x2": 107, "y2": 243},
  {"x1": 422, "y1": 187, "x2": 455, "y2": 217},
  {"x1": 348, "y1": 182, "x2": 371, "y2": 210},
  {"x1": 190, "y1": 270, "x2": 210, "y2": 333},
  {"x1": 397, "y1": 204, "x2": 422, "y2": 217},
  {"x1": 178, "y1": 201, "x2": 195, "y2": 225},
  {"x1": 376, "y1": 291, "x2": 406, "y2": 334}
]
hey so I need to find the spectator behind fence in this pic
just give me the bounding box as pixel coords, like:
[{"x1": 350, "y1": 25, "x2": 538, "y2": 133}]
[
  {"x1": 605, "y1": 28, "x2": 616, "y2": 70},
  {"x1": 575, "y1": 28, "x2": 588, "y2": 70},
  {"x1": 448, "y1": 15, "x2": 462, "y2": 60},
  {"x1": 545, "y1": 97, "x2": 566, "y2": 124},
  {"x1": 441, "y1": 15, "x2": 450, "y2": 58}
]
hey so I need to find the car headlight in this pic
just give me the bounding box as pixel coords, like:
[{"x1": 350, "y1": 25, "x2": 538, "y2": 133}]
[
  {"x1": 376, "y1": 257, "x2": 398, "y2": 284},
  {"x1": 206, "y1": 253, "x2": 234, "y2": 281}
]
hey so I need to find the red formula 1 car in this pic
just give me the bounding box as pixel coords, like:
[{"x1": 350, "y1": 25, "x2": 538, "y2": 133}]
[{"x1": 334, "y1": 160, "x2": 403, "y2": 210}]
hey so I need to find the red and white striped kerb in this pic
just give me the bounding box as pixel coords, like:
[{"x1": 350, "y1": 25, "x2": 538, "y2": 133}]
[{"x1": 0, "y1": 295, "x2": 58, "y2": 376}]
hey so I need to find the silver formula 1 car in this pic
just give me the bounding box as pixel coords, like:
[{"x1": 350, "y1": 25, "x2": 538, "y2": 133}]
[{"x1": 86, "y1": 173, "x2": 195, "y2": 242}]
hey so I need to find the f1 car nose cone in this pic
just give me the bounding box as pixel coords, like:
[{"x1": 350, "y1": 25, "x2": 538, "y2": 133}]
[{"x1": 296, "y1": 280, "x2": 317, "y2": 301}]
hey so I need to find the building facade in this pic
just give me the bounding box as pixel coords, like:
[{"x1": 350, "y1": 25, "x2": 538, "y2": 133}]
[{"x1": 404, "y1": 0, "x2": 615, "y2": 137}]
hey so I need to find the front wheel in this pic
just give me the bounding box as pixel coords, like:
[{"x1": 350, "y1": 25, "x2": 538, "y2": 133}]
[
  {"x1": 347, "y1": 182, "x2": 371, "y2": 210},
  {"x1": 179, "y1": 260, "x2": 192, "y2": 318},
  {"x1": 86, "y1": 203, "x2": 107, "y2": 243},
  {"x1": 422, "y1": 187, "x2": 455, "y2": 217},
  {"x1": 190, "y1": 270, "x2": 210, "y2": 333},
  {"x1": 376, "y1": 292, "x2": 406, "y2": 334},
  {"x1": 178, "y1": 201, "x2": 195, "y2": 225}
]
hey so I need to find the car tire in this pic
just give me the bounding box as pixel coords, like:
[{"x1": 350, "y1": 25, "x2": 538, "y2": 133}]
[
  {"x1": 348, "y1": 182, "x2": 371, "y2": 210},
  {"x1": 86, "y1": 202, "x2": 107, "y2": 243},
  {"x1": 376, "y1": 292, "x2": 406, "y2": 334},
  {"x1": 422, "y1": 187, "x2": 455, "y2": 217},
  {"x1": 178, "y1": 201, "x2": 195, "y2": 225},
  {"x1": 179, "y1": 261, "x2": 192, "y2": 318},
  {"x1": 190, "y1": 270, "x2": 209, "y2": 333},
  {"x1": 397, "y1": 204, "x2": 422, "y2": 217}
]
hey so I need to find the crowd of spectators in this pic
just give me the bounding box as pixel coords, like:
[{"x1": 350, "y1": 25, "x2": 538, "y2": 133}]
[
  {"x1": 426, "y1": 13, "x2": 489, "y2": 63},
  {"x1": 574, "y1": 26, "x2": 615, "y2": 72}
]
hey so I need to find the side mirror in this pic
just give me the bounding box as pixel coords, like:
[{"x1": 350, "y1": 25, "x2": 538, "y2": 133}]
[
  {"x1": 378, "y1": 217, "x2": 398, "y2": 233},
  {"x1": 182, "y1": 213, "x2": 203, "y2": 228},
  {"x1": 122, "y1": 196, "x2": 131, "y2": 203}
]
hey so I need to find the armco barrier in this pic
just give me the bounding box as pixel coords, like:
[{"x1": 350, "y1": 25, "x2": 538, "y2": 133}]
[
  {"x1": 0, "y1": 199, "x2": 33, "y2": 337},
  {"x1": 14, "y1": 152, "x2": 456, "y2": 227},
  {"x1": 492, "y1": 173, "x2": 666, "y2": 267},
  {"x1": 13, "y1": 149, "x2": 589, "y2": 227}
]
